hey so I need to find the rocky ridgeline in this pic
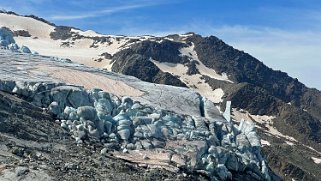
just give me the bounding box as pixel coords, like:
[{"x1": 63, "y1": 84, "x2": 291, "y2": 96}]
[{"x1": 0, "y1": 79, "x2": 270, "y2": 181}]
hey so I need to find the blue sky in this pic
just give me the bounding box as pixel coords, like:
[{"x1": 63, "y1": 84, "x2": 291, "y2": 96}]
[{"x1": 1, "y1": 0, "x2": 321, "y2": 90}]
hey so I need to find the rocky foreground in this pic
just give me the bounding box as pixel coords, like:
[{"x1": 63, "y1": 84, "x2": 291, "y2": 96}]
[
  {"x1": 0, "y1": 28, "x2": 277, "y2": 180},
  {"x1": 0, "y1": 90, "x2": 198, "y2": 180}
]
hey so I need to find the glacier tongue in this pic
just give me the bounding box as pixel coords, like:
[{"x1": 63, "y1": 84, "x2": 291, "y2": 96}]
[{"x1": 0, "y1": 49, "x2": 270, "y2": 180}]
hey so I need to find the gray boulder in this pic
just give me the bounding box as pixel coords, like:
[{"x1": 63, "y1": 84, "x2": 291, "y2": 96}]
[{"x1": 141, "y1": 140, "x2": 153, "y2": 149}]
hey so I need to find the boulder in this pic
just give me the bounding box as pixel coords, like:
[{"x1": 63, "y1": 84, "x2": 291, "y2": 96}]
[
  {"x1": 152, "y1": 139, "x2": 166, "y2": 148},
  {"x1": 161, "y1": 127, "x2": 175, "y2": 139},
  {"x1": 141, "y1": 140, "x2": 153, "y2": 149},
  {"x1": 126, "y1": 143, "x2": 136, "y2": 150}
]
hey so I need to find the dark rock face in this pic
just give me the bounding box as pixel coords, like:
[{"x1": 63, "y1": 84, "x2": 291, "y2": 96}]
[
  {"x1": 187, "y1": 35, "x2": 308, "y2": 105},
  {"x1": 100, "y1": 52, "x2": 113, "y2": 59},
  {"x1": 50, "y1": 26, "x2": 73, "y2": 40},
  {"x1": 275, "y1": 106, "x2": 321, "y2": 144},
  {"x1": 116, "y1": 40, "x2": 189, "y2": 64},
  {"x1": 13, "y1": 30, "x2": 31, "y2": 37},
  {"x1": 112, "y1": 50, "x2": 187, "y2": 87},
  {"x1": 186, "y1": 60, "x2": 200, "y2": 75},
  {"x1": 203, "y1": 76, "x2": 282, "y2": 115},
  {"x1": 0, "y1": 10, "x2": 18, "y2": 15},
  {"x1": 262, "y1": 144, "x2": 321, "y2": 181},
  {"x1": 142, "y1": 40, "x2": 188, "y2": 63}
]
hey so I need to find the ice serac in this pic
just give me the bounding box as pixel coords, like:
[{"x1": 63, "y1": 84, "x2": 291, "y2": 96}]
[
  {"x1": 223, "y1": 101, "x2": 231, "y2": 122},
  {"x1": 0, "y1": 27, "x2": 30, "y2": 53},
  {"x1": 0, "y1": 27, "x2": 15, "y2": 48}
]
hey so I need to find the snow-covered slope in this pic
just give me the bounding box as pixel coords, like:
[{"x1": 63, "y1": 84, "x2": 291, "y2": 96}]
[{"x1": 0, "y1": 13, "x2": 136, "y2": 69}]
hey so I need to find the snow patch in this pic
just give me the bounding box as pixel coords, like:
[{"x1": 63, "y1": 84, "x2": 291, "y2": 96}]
[
  {"x1": 303, "y1": 144, "x2": 321, "y2": 156},
  {"x1": 151, "y1": 59, "x2": 224, "y2": 103},
  {"x1": 261, "y1": 140, "x2": 271, "y2": 146},
  {"x1": 311, "y1": 157, "x2": 321, "y2": 164},
  {"x1": 179, "y1": 43, "x2": 233, "y2": 83},
  {"x1": 179, "y1": 33, "x2": 194, "y2": 37},
  {"x1": 232, "y1": 108, "x2": 298, "y2": 143},
  {"x1": 285, "y1": 141, "x2": 295, "y2": 146},
  {"x1": 71, "y1": 28, "x2": 104, "y2": 37}
]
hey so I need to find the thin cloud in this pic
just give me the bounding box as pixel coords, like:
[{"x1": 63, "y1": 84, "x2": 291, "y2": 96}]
[{"x1": 49, "y1": 2, "x2": 169, "y2": 20}]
